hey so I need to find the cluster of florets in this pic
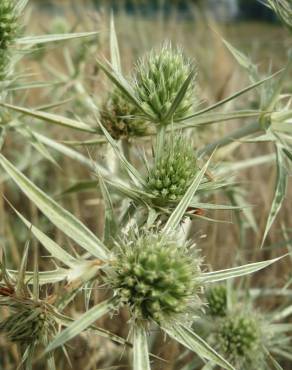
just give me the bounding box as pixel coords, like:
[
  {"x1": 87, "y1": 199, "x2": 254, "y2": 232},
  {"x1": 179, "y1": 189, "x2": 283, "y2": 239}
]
[
  {"x1": 107, "y1": 233, "x2": 203, "y2": 324},
  {"x1": 215, "y1": 313, "x2": 263, "y2": 369},
  {"x1": 100, "y1": 88, "x2": 147, "y2": 139},
  {"x1": 0, "y1": 301, "x2": 57, "y2": 344},
  {"x1": 146, "y1": 136, "x2": 197, "y2": 205},
  {"x1": 206, "y1": 285, "x2": 227, "y2": 317},
  {"x1": 0, "y1": 0, "x2": 19, "y2": 82},
  {"x1": 134, "y1": 43, "x2": 196, "y2": 123},
  {"x1": 0, "y1": 0, "x2": 19, "y2": 50}
]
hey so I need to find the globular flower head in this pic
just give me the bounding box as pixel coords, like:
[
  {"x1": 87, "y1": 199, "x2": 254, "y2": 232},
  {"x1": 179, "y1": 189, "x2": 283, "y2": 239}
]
[
  {"x1": 215, "y1": 313, "x2": 264, "y2": 369},
  {"x1": 100, "y1": 88, "x2": 147, "y2": 140},
  {"x1": 0, "y1": 300, "x2": 58, "y2": 345},
  {"x1": 146, "y1": 136, "x2": 197, "y2": 206},
  {"x1": 134, "y1": 43, "x2": 196, "y2": 124},
  {"x1": 107, "y1": 232, "x2": 203, "y2": 324},
  {"x1": 206, "y1": 285, "x2": 227, "y2": 317},
  {"x1": 0, "y1": 0, "x2": 19, "y2": 50}
]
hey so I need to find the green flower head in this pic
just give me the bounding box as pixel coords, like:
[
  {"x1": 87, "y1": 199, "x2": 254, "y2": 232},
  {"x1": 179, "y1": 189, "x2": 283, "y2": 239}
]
[
  {"x1": 146, "y1": 136, "x2": 197, "y2": 206},
  {"x1": 107, "y1": 232, "x2": 203, "y2": 324},
  {"x1": 100, "y1": 88, "x2": 147, "y2": 140},
  {"x1": 134, "y1": 43, "x2": 196, "y2": 124},
  {"x1": 206, "y1": 285, "x2": 227, "y2": 317},
  {"x1": 215, "y1": 312, "x2": 264, "y2": 369},
  {"x1": 0, "y1": 0, "x2": 19, "y2": 50}
]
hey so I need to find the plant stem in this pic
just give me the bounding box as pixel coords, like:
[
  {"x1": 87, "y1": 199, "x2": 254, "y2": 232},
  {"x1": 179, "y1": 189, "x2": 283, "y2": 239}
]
[{"x1": 198, "y1": 121, "x2": 262, "y2": 156}]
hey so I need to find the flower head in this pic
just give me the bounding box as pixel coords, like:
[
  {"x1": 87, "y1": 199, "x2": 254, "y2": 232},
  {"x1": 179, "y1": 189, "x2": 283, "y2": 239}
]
[
  {"x1": 0, "y1": 0, "x2": 19, "y2": 50},
  {"x1": 134, "y1": 43, "x2": 196, "y2": 124},
  {"x1": 107, "y1": 232, "x2": 203, "y2": 324},
  {"x1": 206, "y1": 285, "x2": 227, "y2": 317},
  {"x1": 100, "y1": 88, "x2": 147, "y2": 139},
  {"x1": 146, "y1": 136, "x2": 197, "y2": 206},
  {"x1": 214, "y1": 312, "x2": 264, "y2": 369}
]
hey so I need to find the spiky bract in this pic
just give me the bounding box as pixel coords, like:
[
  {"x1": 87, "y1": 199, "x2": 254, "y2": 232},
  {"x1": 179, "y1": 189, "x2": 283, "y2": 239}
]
[
  {"x1": 0, "y1": 0, "x2": 19, "y2": 50},
  {"x1": 100, "y1": 88, "x2": 147, "y2": 139},
  {"x1": 0, "y1": 300, "x2": 57, "y2": 345},
  {"x1": 146, "y1": 136, "x2": 197, "y2": 205},
  {"x1": 108, "y1": 233, "x2": 202, "y2": 324},
  {"x1": 134, "y1": 43, "x2": 196, "y2": 124},
  {"x1": 215, "y1": 313, "x2": 263, "y2": 369},
  {"x1": 206, "y1": 285, "x2": 227, "y2": 317}
]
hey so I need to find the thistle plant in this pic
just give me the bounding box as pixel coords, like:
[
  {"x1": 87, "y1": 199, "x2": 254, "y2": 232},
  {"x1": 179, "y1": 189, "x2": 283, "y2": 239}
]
[{"x1": 0, "y1": 2, "x2": 292, "y2": 370}]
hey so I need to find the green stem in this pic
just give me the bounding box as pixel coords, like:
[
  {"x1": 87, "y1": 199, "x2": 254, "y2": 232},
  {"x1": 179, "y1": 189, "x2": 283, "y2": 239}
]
[
  {"x1": 155, "y1": 125, "x2": 166, "y2": 162},
  {"x1": 198, "y1": 121, "x2": 262, "y2": 156}
]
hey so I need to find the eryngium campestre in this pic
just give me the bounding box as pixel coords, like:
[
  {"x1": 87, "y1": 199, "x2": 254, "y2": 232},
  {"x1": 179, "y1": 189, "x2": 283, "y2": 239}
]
[
  {"x1": 0, "y1": 0, "x2": 19, "y2": 50},
  {"x1": 100, "y1": 88, "x2": 147, "y2": 139},
  {"x1": 107, "y1": 233, "x2": 203, "y2": 324},
  {"x1": 215, "y1": 313, "x2": 263, "y2": 369},
  {"x1": 134, "y1": 43, "x2": 196, "y2": 124},
  {"x1": 206, "y1": 285, "x2": 227, "y2": 317},
  {"x1": 146, "y1": 136, "x2": 197, "y2": 205}
]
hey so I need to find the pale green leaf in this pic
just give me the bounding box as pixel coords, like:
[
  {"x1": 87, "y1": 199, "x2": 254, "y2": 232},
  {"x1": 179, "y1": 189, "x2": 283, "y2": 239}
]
[
  {"x1": 9, "y1": 202, "x2": 78, "y2": 268},
  {"x1": 110, "y1": 13, "x2": 121, "y2": 73},
  {"x1": 0, "y1": 102, "x2": 96, "y2": 133},
  {"x1": 260, "y1": 145, "x2": 288, "y2": 248},
  {"x1": 180, "y1": 70, "x2": 282, "y2": 121},
  {"x1": 16, "y1": 31, "x2": 99, "y2": 45},
  {"x1": 45, "y1": 299, "x2": 114, "y2": 353},
  {"x1": 199, "y1": 254, "x2": 287, "y2": 283},
  {"x1": 163, "y1": 325, "x2": 234, "y2": 370},
  {"x1": 0, "y1": 154, "x2": 109, "y2": 260}
]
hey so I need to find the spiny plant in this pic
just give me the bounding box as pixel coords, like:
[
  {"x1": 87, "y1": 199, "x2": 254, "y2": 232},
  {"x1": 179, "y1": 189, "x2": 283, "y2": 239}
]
[
  {"x1": 0, "y1": 151, "x2": 287, "y2": 370},
  {"x1": 0, "y1": 1, "x2": 291, "y2": 369}
]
